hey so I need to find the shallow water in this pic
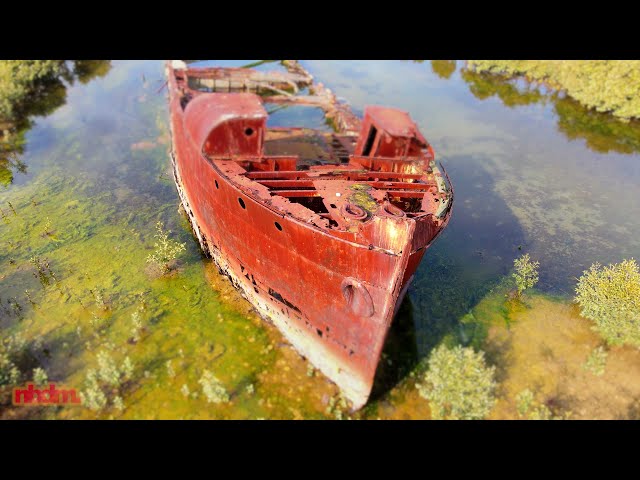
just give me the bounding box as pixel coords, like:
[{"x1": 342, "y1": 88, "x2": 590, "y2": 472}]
[{"x1": 1, "y1": 60, "x2": 639, "y2": 419}]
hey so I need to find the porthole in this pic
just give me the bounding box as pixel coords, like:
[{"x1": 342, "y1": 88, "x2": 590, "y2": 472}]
[
  {"x1": 238, "y1": 198, "x2": 246, "y2": 209},
  {"x1": 215, "y1": 180, "x2": 219, "y2": 189},
  {"x1": 274, "y1": 222, "x2": 283, "y2": 231},
  {"x1": 245, "y1": 127, "x2": 254, "y2": 136}
]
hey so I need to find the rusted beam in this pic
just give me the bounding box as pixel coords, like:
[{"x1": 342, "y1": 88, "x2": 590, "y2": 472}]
[
  {"x1": 257, "y1": 179, "x2": 434, "y2": 190},
  {"x1": 270, "y1": 190, "x2": 319, "y2": 198},
  {"x1": 385, "y1": 190, "x2": 429, "y2": 198},
  {"x1": 245, "y1": 170, "x2": 426, "y2": 180}
]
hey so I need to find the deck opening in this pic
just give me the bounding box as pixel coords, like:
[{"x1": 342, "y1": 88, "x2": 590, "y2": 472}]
[
  {"x1": 238, "y1": 198, "x2": 246, "y2": 209},
  {"x1": 361, "y1": 126, "x2": 377, "y2": 157},
  {"x1": 287, "y1": 197, "x2": 328, "y2": 214}
]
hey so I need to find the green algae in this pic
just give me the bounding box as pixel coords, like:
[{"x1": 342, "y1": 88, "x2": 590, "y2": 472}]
[{"x1": 348, "y1": 183, "x2": 378, "y2": 213}]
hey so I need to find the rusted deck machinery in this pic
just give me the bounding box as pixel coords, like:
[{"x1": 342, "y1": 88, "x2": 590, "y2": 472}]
[{"x1": 165, "y1": 60, "x2": 453, "y2": 409}]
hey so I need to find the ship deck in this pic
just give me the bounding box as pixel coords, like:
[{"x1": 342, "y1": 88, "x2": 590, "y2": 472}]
[{"x1": 170, "y1": 60, "x2": 453, "y2": 235}]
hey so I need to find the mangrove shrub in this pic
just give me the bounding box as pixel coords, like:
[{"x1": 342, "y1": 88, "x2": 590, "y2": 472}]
[
  {"x1": 574, "y1": 259, "x2": 640, "y2": 347},
  {"x1": 416, "y1": 344, "x2": 497, "y2": 420},
  {"x1": 198, "y1": 370, "x2": 229, "y2": 404},
  {"x1": 146, "y1": 221, "x2": 187, "y2": 275},
  {"x1": 513, "y1": 253, "x2": 539, "y2": 296}
]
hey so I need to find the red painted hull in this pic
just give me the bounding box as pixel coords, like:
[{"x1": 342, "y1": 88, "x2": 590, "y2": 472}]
[{"x1": 165, "y1": 61, "x2": 453, "y2": 409}]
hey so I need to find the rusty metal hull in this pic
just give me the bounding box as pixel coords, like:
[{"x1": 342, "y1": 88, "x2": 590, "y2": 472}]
[{"x1": 165, "y1": 61, "x2": 453, "y2": 409}]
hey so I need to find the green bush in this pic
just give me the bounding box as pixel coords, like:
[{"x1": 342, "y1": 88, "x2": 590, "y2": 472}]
[
  {"x1": 416, "y1": 344, "x2": 497, "y2": 420},
  {"x1": 32, "y1": 367, "x2": 48, "y2": 385},
  {"x1": 80, "y1": 350, "x2": 134, "y2": 411},
  {"x1": 583, "y1": 346, "x2": 607, "y2": 376},
  {"x1": 198, "y1": 370, "x2": 229, "y2": 404},
  {"x1": 146, "y1": 221, "x2": 186, "y2": 275},
  {"x1": 515, "y1": 389, "x2": 568, "y2": 420},
  {"x1": 0, "y1": 351, "x2": 20, "y2": 386},
  {"x1": 574, "y1": 259, "x2": 640, "y2": 347},
  {"x1": 0, "y1": 334, "x2": 26, "y2": 387},
  {"x1": 513, "y1": 254, "x2": 540, "y2": 296}
]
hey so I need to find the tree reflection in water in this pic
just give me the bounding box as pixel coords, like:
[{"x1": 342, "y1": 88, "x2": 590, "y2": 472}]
[{"x1": 0, "y1": 61, "x2": 112, "y2": 186}]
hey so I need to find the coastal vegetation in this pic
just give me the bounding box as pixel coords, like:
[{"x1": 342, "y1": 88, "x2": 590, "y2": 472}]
[
  {"x1": 574, "y1": 259, "x2": 640, "y2": 347},
  {"x1": 583, "y1": 346, "x2": 607, "y2": 376},
  {"x1": 80, "y1": 350, "x2": 134, "y2": 411},
  {"x1": 515, "y1": 389, "x2": 568, "y2": 420},
  {"x1": 512, "y1": 254, "x2": 539, "y2": 297},
  {"x1": 198, "y1": 370, "x2": 230, "y2": 404},
  {"x1": 146, "y1": 221, "x2": 187, "y2": 275},
  {"x1": 416, "y1": 344, "x2": 496, "y2": 420},
  {"x1": 467, "y1": 61, "x2": 640, "y2": 120}
]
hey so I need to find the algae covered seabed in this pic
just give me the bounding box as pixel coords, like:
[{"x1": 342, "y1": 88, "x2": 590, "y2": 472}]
[{"x1": 1, "y1": 60, "x2": 640, "y2": 419}]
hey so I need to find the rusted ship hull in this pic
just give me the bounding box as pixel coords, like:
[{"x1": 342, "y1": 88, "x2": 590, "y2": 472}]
[{"x1": 165, "y1": 60, "x2": 453, "y2": 409}]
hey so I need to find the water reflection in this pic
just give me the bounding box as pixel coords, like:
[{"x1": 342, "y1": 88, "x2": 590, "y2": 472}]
[
  {"x1": 460, "y1": 67, "x2": 640, "y2": 155},
  {"x1": 461, "y1": 69, "x2": 545, "y2": 108},
  {"x1": 0, "y1": 61, "x2": 112, "y2": 186},
  {"x1": 554, "y1": 96, "x2": 640, "y2": 154},
  {"x1": 430, "y1": 60, "x2": 456, "y2": 80}
]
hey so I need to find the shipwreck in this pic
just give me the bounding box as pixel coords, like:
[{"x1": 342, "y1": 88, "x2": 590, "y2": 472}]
[{"x1": 165, "y1": 60, "x2": 453, "y2": 409}]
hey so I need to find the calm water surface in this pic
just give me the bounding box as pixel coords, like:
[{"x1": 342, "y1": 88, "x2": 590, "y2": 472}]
[{"x1": 1, "y1": 60, "x2": 639, "y2": 419}]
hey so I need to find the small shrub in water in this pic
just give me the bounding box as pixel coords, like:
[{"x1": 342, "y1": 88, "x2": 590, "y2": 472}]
[
  {"x1": 325, "y1": 394, "x2": 349, "y2": 420},
  {"x1": 512, "y1": 253, "x2": 539, "y2": 296},
  {"x1": 32, "y1": 367, "x2": 48, "y2": 385},
  {"x1": 181, "y1": 384, "x2": 190, "y2": 398},
  {"x1": 0, "y1": 334, "x2": 26, "y2": 387},
  {"x1": 583, "y1": 346, "x2": 608, "y2": 376},
  {"x1": 113, "y1": 396, "x2": 124, "y2": 411},
  {"x1": 0, "y1": 352, "x2": 20, "y2": 386},
  {"x1": 516, "y1": 389, "x2": 569, "y2": 420},
  {"x1": 29, "y1": 256, "x2": 56, "y2": 286},
  {"x1": 198, "y1": 370, "x2": 229, "y2": 404},
  {"x1": 574, "y1": 259, "x2": 640, "y2": 347},
  {"x1": 416, "y1": 344, "x2": 497, "y2": 420},
  {"x1": 130, "y1": 310, "x2": 143, "y2": 343},
  {"x1": 81, "y1": 370, "x2": 108, "y2": 411},
  {"x1": 81, "y1": 350, "x2": 134, "y2": 412},
  {"x1": 146, "y1": 221, "x2": 186, "y2": 274},
  {"x1": 41, "y1": 217, "x2": 53, "y2": 237},
  {"x1": 93, "y1": 289, "x2": 107, "y2": 311},
  {"x1": 166, "y1": 360, "x2": 176, "y2": 378}
]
